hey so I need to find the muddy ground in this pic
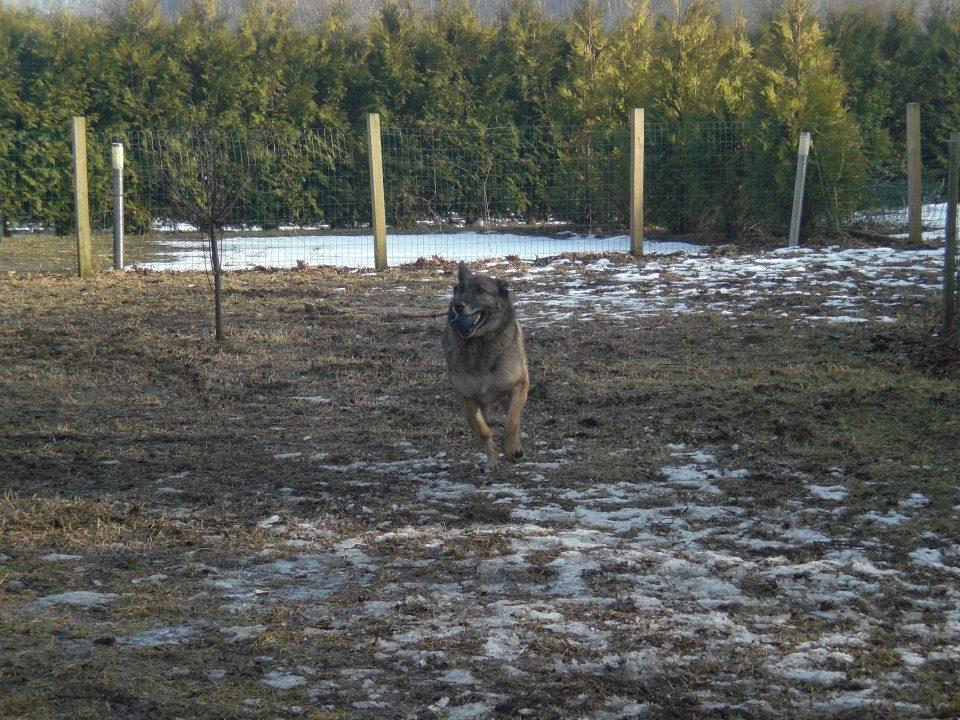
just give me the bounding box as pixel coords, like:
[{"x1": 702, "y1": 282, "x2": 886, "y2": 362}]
[{"x1": 1, "y1": 247, "x2": 958, "y2": 719}]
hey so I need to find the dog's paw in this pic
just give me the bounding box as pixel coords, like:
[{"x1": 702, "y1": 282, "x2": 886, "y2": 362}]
[
  {"x1": 485, "y1": 457, "x2": 503, "y2": 474},
  {"x1": 505, "y1": 448, "x2": 524, "y2": 461}
]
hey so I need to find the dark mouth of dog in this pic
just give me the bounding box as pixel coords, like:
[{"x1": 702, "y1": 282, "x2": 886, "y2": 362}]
[{"x1": 455, "y1": 310, "x2": 487, "y2": 339}]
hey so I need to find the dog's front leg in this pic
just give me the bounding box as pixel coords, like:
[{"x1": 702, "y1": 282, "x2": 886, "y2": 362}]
[
  {"x1": 504, "y1": 380, "x2": 529, "y2": 460},
  {"x1": 463, "y1": 399, "x2": 499, "y2": 471}
]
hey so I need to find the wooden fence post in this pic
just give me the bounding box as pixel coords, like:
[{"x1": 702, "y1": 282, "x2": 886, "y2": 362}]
[
  {"x1": 906, "y1": 102, "x2": 922, "y2": 244},
  {"x1": 111, "y1": 142, "x2": 124, "y2": 270},
  {"x1": 788, "y1": 131, "x2": 812, "y2": 248},
  {"x1": 944, "y1": 132, "x2": 959, "y2": 334},
  {"x1": 366, "y1": 113, "x2": 388, "y2": 271},
  {"x1": 70, "y1": 116, "x2": 94, "y2": 278},
  {"x1": 630, "y1": 108, "x2": 644, "y2": 257}
]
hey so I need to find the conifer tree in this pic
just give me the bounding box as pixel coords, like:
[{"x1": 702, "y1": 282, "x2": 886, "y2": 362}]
[
  {"x1": 644, "y1": 1, "x2": 756, "y2": 237},
  {"x1": 490, "y1": 0, "x2": 566, "y2": 127},
  {"x1": 649, "y1": 0, "x2": 754, "y2": 122},
  {"x1": 919, "y1": 1, "x2": 960, "y2": 170},
  {"x1": 754, "y1": 0, "x2": 865, "y2": 233},
  {"x1": 606, "y1": 0, "x2": 655, "y2": 118},
  {"x1": 558, "y1": 0, "x2": 618, "y2": 126}
]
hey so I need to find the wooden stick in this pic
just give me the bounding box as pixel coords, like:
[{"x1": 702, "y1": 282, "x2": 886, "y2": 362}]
[
  {"x1": 71, "y1": 116, "x2": 94, "y2": 277},
  {"x1": 630, "y1": 108, "x2": 644, "y2": 257},
  {"x1": 347, "y1": 305, "x2": 447, "y2": 319},
  {"x1": 367, "y1": 113, "x2": 388, "y2": 271}
]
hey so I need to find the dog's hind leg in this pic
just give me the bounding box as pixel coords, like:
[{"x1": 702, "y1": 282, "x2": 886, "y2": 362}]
[
  {"x1": 504, "y1": 380, "x2": 529, "y2": 460},
  {"x1": 464, "y1": 399, "x2": 499, "y2": 471}
]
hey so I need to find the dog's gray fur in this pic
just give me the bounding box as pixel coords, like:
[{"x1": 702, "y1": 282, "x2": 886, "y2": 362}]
[{"x1": 442, "y1": 262, "x2": 530, "y2": 471}]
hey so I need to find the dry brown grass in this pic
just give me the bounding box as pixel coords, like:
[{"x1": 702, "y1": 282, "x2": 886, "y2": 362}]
[{"x1": 1, "y1": 263, "x2": 958, "y2": 718}]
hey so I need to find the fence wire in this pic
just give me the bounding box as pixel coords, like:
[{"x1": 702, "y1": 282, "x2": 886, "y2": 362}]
[
  {"x1": 0, "y1": 117, "x2": 955, "y2": 273},
  {"x1": 380, "y1": 124, "x2": 633, "y2": 262},
  {"x1": 844, "y1": 119, "x2": 957, "y2": 242}
]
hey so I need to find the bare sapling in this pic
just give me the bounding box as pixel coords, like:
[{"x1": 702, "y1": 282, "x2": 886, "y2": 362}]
[{"x1": 148, "y1": 125, "x2": 252, "y2": 341}]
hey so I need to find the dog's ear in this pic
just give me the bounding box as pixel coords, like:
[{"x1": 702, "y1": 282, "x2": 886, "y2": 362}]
[
  {"x1": 457, "y1": 261, "x2": 470, "y2": 283},
  {"x1": 496, "y1": 278, "x2": 509, "y2": 298}
]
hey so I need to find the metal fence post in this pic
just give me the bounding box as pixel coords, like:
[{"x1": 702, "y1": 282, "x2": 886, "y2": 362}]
[
  {"x1": 366, "y1": 113, "x2": 388, "y2": 270},
  {"x1": 788, "y1": 131, "x2": 812, "y2": 248},
  {"x1": 944, "y1": 132, "x2": 959, "y2": 334},
  {"x1": 630, "y1": 108, "x2": 644, "y2": 257},
  {"x1": 111, "y1": 142, "x2": 124, "y2": 270},
  {"x1": 906, "y1": 103, "x2": 922, "y2": 244},
  {"x1": 70, "y1": 116, "x2": 94, "y2": 277}
]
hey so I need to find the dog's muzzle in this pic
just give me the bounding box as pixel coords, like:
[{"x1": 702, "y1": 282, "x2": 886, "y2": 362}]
[{"x1": 450, "y1": 305, "x2": 487, "y2": 339}]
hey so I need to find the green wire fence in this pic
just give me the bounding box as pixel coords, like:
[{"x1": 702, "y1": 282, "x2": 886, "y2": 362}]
[{"x1": 0, "y1": 116, "x2": 954, "y2": 273}]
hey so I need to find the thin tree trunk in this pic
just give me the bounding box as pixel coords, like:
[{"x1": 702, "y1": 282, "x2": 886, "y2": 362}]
[{"x1": 210, "y1": 226, "x2": 224, "y2": 341}]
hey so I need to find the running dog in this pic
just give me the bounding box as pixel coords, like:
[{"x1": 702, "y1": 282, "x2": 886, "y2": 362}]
[{"x1": 443, "y1": 262, "x2": 530, "y2": 471}]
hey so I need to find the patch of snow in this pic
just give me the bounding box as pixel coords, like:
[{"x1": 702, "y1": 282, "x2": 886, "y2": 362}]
[
  {"x1": 437, "y1": 669, "x2": 479, "y2": 685},
  {"x1": 262, "y1": 671, "x2": 306, "y2": 690},
  {"x1": 31, "y1": 591, "x2": 119, "y2": 609},
  {"x1": 117, "y1": 624, "x2": 205, "y2": 648},
  {"x1": 257, "y1": 514, "x2": 282, "y2": 528},
  {"x1": 292, "y1": 396, "x2": 332, "y2": 404},
  {"x1": 442, "y1": 701, "x2": 495, "y2": 719},
  {"x1": 808, "y1": 485, "x2": 847, "y2": 501},
  {"x1": 899, "y1": 493, "x2": 930, "y2": 509},
  {"x1": 131, "y1": 573, "x2": 168, "y2": 585},
  {"x1": 221, "y1": 625, "x2": 268, "y2": 643},
  {"x1": 859, "y1": 509, "x2": 911, "y2": 527}
]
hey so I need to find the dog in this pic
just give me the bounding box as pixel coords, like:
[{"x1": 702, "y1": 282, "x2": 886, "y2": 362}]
[{"x1": 443, "y1": 261, "x2": 530, "y2": 472}]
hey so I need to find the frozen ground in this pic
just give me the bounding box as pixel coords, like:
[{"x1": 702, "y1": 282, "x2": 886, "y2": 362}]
[
  {"x1": 1, "y1": 244, "x2": 957, "y2": 718},
  {"x1": 211, "y1": 441, "x2": 957, "y2": 718},
  {"x1": 505, "y1": 245, "x2": 944, "y2": 327}
]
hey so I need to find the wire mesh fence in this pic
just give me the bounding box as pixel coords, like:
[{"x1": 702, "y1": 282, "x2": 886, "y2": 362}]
[
  {"x1": 0, "y1": 115, "x2": 955, "y2": 274},
  {"x1": 97, "y1": 127, "x2": 372, "y2": 271},
  {"x1": 843, "y1": 119, "x2": 958, "y2": 242},
  {"x1": 380, "y1": 123, "x2": 635, "y2": 262},
  {"x1": 645, "y1": 120, "x2": 796, "y2": 241}
]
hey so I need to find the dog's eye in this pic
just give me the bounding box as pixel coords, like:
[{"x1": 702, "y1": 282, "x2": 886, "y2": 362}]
[{"x1": 475, "y1": 287, "x2": 486, "y2": 295}]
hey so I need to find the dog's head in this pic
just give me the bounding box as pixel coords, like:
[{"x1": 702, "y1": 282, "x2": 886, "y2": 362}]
[{"x1": 448, "y1": 261, "x2": 511, "y2": 340}]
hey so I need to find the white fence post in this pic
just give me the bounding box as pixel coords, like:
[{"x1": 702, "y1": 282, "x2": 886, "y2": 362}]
[
  {"x1": 788, "y1": 131, "x2": 812, "y2": 248},
  {"x1": 111, "y1": 142, "x2": 124, "y2": 270}
]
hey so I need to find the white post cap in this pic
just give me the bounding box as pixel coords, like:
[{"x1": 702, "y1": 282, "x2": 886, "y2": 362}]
[{"x1": 111, "y1": 142, "x2": 124, "y2": 170}]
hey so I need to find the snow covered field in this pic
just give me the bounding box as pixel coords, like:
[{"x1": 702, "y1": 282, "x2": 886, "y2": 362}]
[
  {"x1": 138, "y1": 232, "x2": 700, "y2": 270},
  {"x1": 128, "y1": 198, "x2": 954, "y2": 272}
]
